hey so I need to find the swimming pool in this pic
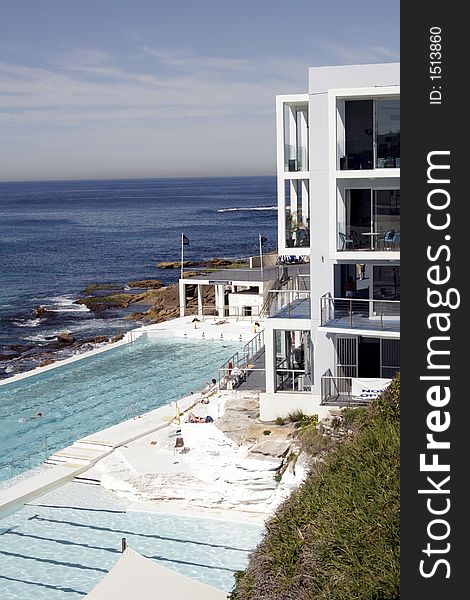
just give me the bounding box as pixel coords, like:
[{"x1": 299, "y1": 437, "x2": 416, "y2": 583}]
[
  {"x1": 0, "y1": 481, "x2": 263, "y2": 598},
  {"x1": 0, "y1": 337, "x2": 243, "y2": 481}
]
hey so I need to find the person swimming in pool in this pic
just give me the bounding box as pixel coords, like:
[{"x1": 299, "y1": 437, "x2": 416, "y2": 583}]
[{"x1": 19, "y1": 411, "x2": 42, "y2": 423}]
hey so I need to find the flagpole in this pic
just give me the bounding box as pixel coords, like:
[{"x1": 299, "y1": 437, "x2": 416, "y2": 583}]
[
  {"x1": 181, "y1": 233, "x2": 184, "y2": 280},
  {"x1": 259, "y1": 234, "x2": 263, "y2": 274}
]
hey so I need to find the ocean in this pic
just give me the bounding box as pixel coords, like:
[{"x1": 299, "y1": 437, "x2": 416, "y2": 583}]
[{"x1": 0, "y1": 176, "x2": 277, "y2": 378}]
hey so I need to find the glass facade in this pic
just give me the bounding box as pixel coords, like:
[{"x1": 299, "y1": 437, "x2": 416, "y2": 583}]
[
  {"x1": 376, "y1": 99, "x2": 400, "y2": 168},
  {"x1": 274, "y1": 329, "x2": 312, "y2": 392},
  {"x1": 339, "y1": 189, "x2": 400, "y2": 251},
  {"x1": 285, "y1": 179, "x2": 310, "y2": 248},
  {"x1": 340, "y1": 98, "x2": 400, "y2": 170},
  {"x1": 283, "y1": 104, "x2": 309, "y2": 172}
]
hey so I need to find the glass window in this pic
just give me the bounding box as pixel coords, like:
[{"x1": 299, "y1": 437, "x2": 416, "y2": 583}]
[
  {"x1": 343, "y1": 100, "x2": 373, "y2": 170},
  {"x1": 376, "y1": 99, "x2": 400, "y2": 168},
  {"x1": 373, "y1": 190, "x2": 400, "y2": 249},
  {"x1": 339, "y1": 98, "x2": 400, "y2": 170},
  {"x1": 274, "y1": 330, "x2": 312, "y2": 392},
  {"x1": 340, "y1": 189, "x2": 400, "y2": 251},
  {"x1": 285, "y1": 180, "x2": 310, "y2": 248}
]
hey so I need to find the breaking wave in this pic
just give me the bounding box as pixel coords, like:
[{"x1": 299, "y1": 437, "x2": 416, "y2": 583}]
[
  {"x1": 216, "y1": 206, "x2": 277, "y2": 213},
  {"x1": 46, "y1": 296, "x2": 90, "y2": 313},
  {"x1": 13, "y1": 318, "x2": 41, "y2": 328}
]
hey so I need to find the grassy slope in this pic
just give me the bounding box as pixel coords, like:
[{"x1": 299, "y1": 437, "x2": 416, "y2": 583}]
[{"x1": 231, "y1": 376, "x2": 400, "y2": 600}]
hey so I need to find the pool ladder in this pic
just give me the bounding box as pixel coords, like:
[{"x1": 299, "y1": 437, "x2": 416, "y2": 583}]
[
  {"x1": 127, "y1": 402, "x2": 141, "y2": 420},
  {"x1": 6, "y1": 434, "x2": 51, "y2": 478}
]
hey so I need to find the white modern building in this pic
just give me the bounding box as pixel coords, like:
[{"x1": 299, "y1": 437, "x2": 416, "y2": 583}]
[{"x1": 260, "y1": 63, "x2": 400, "y2": 420}]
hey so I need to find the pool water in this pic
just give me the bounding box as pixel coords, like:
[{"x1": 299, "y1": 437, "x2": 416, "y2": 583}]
[
  {"x1": 0, "y1": 482, "x2": 263, "y2": 598},
  {"x1": 0, "y1": 337, "x2": 243, "y2": 481}
]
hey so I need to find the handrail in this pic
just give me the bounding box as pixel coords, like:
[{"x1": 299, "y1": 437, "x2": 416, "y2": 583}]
[
  {"x1": 218, "y1": 329, "x2": 265, "y2": 389},
  {"x1": 184, "y1": 304, "x2": 263, "y2": 322},
  {"x1": 127, "y1": 402, "x2": 140, "y2": 420},
  {"x1": 268, "y1": 289, "x2": 311, "y2": 318},
  {"x1": 320, "y1": 295, "x2": 400, "y2": 330},
  {"x1": 5, "y1": 434, "x2": 51, "y2": 478}
]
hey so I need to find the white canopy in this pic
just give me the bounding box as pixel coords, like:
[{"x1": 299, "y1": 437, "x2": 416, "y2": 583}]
[{"x1": 84, "y1": 547, "x2": 227, "y2": 600}]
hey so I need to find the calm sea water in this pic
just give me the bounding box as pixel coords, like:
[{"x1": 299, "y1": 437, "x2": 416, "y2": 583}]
[{"x1": 0, "y1": 176, "x2": 277, "y2": 376}]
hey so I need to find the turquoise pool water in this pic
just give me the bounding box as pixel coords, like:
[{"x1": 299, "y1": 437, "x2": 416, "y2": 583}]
[
  {"x1": 0, "y1": 337, "x2": 242, "y2": 482},
  {"x1": 0, "y1": 482, "x2": 263, "y2": 598}
]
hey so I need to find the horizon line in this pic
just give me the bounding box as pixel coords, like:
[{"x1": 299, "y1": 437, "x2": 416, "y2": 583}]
[{"x1": 0, "y1": 172, "x2": 276, "y2": 185}]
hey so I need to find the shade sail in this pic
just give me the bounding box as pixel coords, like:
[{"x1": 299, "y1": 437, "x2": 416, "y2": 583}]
[{"x1": 84, "y1": 547, "x2": 227, "y2": 600}]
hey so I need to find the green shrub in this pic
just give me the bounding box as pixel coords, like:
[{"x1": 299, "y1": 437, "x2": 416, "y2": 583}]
[
  {"x1": 288, "y1": 410, "x2": 319, "y2": 429},
  {"x1": 287, "y1": 409, "x2": 305, "y2": 423},
  {"x1": 340, "y1": 406, "x2": 369, "y2": 430},
  {"x1": 263, "y1": 430, "x2": 271, "y2": 436},
  {"x1": 275, "y1": 416, "x2": 286, "y2": 426},
  {"x1": 297, "y1": 426, "x2": 334, "y2": 456}
]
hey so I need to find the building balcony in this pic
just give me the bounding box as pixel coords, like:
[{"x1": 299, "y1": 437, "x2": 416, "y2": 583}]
[
  {"x1": 267, "y1": 289, "x2": 311, "y2": 319},
  {"x1": 284, "y1": 144, "x2": 309, "y2": 172},
  {"x1": 320, "y1": 294, "x2": 400, "y2": 335}
]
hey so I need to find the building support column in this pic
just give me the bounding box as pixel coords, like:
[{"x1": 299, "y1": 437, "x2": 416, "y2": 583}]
[
  {"x1": 215, "y1": 285, "x2": 225, "y2": 317},
  {"x1": 179, "y1": 279, "x2": 186, "y2": 317},
  {"x1": 265, "y1": 326, "x2": 276, "y2": 394},
  {"x1": 197, "y1": 284, "x2": 203, "y2": 317}
]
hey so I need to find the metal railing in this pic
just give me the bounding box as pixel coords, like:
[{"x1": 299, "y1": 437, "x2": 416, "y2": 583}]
[
  {"x1": 184, "y1": 304, "x2": 263, "y2": 322},
  {"x1": 4, "y1": 434, "x2": 51, "y2": 478},
  {"x1": 244, "y1": 329, "x2": 265, "y2": 358},
  {"x1": 337, "y1": 228, "x2": 401, "y2": 252},
  {"x1": 218, "y1": 367, "x2": 266, "y2": 391},
  {"x1": 320, "y1": 294, "x2": 400, "y2": 331},
  {"x1": 127, "y1": 402, "x2": 141, "y2": 420},
  {"x1": 276, "y1": 367, "x2": 311, "y2": 392},
  {"x1": 183, "y1": 265, "x2": 280, "y2": 282},
  {"x1": 268, "y1": 289, "x2": 311, "y2": 318},
  {"x1": 321, "y1": 370, "x2": 355, "y2": 405},
  {"x1": 219, "y1": 330, "x2": 264, "y2": 374},
  {"x1": 321, "y1": 371, "x2": 377, "y2": 406},
  {"x1": 218, "y1": 329, "x2": 265, "y2": 390}
]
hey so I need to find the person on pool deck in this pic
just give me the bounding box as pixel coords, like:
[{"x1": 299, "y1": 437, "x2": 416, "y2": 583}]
[
  {"x1": 187, "y1": 412, "x2": 214, "y2": 423},
  {"x1": 201, "y1": 378, "x2": 218, "y2": 404}
]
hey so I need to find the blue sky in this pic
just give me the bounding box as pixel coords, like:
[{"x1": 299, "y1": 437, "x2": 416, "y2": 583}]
[{"x1": 0, "y1": 1, "x2": 399, "y2": 181}]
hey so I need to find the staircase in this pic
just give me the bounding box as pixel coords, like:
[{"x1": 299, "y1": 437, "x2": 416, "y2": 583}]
[{"x1": 45, "y1": 440, "x2": 114, "y2": 469}]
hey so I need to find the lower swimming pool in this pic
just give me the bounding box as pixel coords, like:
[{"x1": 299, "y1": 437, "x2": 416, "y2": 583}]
[
  {"x1": 0, "y1": 481, "x2": 263, "y2": 598},
  {"x1": 0, "y1": 336, "x2": 243, "y2": 482}
]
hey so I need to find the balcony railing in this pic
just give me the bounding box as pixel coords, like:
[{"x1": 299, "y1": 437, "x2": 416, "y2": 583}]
[
  {"x1": 320, "y1": 294, "x2": 400, "y2": 333},
  {"x1": 338, "y1": 140, "x2": 400, "y2": 170},
  {"x1": 276, "y1": 357, "x2": 311, "y2": 392},
  {"x1": 338, "y1": 229, "x2": 400, "y2": 251},
  {"x1": 284, "y1": 144, "x2": 308, "y2": 171},
  {"x1": 268, "y1": 289, "x2": 311, "y2": 319}
]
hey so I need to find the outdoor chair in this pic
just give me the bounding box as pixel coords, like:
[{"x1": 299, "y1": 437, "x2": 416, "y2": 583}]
[
  {"x1": 379, "y1": 229, "x2": 395, "y2": 250},
  {"x1": 338, "y1": 232, "x2": 354, "y2": 251},
  {"x1": 391, "y1": 232, "x2": 400, "y2": 250}
]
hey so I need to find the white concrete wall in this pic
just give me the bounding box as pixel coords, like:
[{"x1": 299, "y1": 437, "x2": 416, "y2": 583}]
[
  {"x1": 228, "y1": 293, "x2": 262, "y2": 317},
  {"x1": 309, "y1": 88, "x2": 336, "y2": 393},
  {"x1": 309, "y1": 63, "x2": 400, "y2": 95},
  {"x1": 259, "y1": 392, "x2": 333, "y2": 421}
]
